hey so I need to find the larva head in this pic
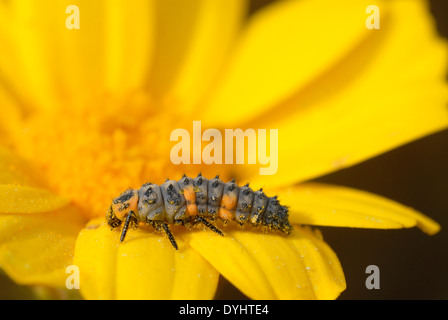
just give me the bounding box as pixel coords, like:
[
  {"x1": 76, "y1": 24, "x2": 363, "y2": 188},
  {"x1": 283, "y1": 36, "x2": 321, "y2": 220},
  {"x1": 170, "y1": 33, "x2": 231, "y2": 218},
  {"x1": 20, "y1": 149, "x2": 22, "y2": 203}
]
[
  {"x1": 276, "y1": 205, "x2": 292, "y2": 234},
  {"x1": 107, "y1": 189, "x2": 139, "y2": 229}
]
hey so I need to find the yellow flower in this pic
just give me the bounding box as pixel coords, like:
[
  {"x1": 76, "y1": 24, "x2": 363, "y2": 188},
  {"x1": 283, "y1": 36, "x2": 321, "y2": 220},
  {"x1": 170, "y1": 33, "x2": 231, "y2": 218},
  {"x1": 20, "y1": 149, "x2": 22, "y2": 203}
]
[{"x1": 0, "y1": 0, "x2": 446, "y2": 300}]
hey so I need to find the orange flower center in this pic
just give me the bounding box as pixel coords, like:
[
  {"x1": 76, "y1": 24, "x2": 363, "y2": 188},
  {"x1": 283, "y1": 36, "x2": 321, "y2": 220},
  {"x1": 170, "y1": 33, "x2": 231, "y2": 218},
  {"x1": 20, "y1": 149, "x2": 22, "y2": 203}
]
[{"x1": 10, "y1": 91, "x2": 195, "y2": 219}]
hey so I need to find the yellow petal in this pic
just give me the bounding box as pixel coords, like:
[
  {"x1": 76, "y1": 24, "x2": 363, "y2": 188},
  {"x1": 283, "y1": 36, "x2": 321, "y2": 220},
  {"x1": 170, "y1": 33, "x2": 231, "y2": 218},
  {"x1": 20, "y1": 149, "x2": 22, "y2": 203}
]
[
  {"x1": 0, "y1": 5, "x2": 17, "y2": 95},
  {"x1": 0, "y1": 147, "x2": 69, "y2": 213},
  {"x1": 72, "y1": 219, "x2": 121, "y2": 299},
  {"x1": 103, "y1": 0, "x2": 153, "y2": 93},
  {"x1": 0, "y1": 206, "x2": 85, "y2": 287},
  {"x1": 148, "y1": 0, "x2": 246, "y2": 113},
  {"x1": 1, "y1": 0, "x2": 109, "y2": 110},
  {"x1": 115, "y1": 227, "x2": 219, "y2": 300},
  {"x1": 276, "y1": 183, "x2": 440, "y2": 235},
  {"x1": 0, "y1": 184, "x2": 70, "y2": 214},
  {"x1": 202, "y1": 0, "x2": 381, "y2": 126},
  {"x1": 237, "y1": 0, "x2": 448, "y2": 186},
  {"x1": 0, "y1": 147, "x2": 47, "y2": 188},
  {"x1": 74, "y1": 219, "x2": 219, "y2": 300},
  {"x1": 0, "y1": 85, "x2": 23, "y2": 143},
  {"x1": 0, "y1": 1, "x2": 60, "y2": 111},
  {"x1": 50, "y1": 0, "x2": 106, "y2": 110},
  {"x1": 183, "y1": 226, "x2": 346, "y2": 300}
]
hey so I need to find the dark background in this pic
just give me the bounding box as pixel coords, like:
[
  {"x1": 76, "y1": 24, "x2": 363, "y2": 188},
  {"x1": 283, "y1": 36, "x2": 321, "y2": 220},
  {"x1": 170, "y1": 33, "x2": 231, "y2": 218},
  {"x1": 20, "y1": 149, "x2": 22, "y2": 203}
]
[
  {"x1": 217, "y1": 0, "x2": 448, "y2": 300},
  {"x1": 0, "y1": 0, "x2": 447, "y2": 300},
  {"x1": 313, "y1": 0, "x2": 448, "y2": 300}
]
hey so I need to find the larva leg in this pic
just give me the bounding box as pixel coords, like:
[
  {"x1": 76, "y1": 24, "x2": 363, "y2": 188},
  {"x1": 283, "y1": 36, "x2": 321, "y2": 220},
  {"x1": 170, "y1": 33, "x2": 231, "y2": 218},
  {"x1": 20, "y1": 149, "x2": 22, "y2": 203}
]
[
  {"x1": 195, "y1": 216, "x2": 224, "y2": 236},
  {"x1": 161, "y1": 222, "x2": 178, "y2": 250},
  {"x1": 150, "y1": 220, "x2": 179, "y2": 250},
  {"x1": 120, "y1": 211, "x2": 135, "y2": 242}
]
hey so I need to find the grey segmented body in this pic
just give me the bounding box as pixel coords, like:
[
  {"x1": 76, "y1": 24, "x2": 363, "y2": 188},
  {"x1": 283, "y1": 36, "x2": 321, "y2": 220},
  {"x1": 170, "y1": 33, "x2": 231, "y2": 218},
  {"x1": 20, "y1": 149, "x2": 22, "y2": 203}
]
[{"x1": 107, "y1": 174, "x2": 292, "y2": 250}]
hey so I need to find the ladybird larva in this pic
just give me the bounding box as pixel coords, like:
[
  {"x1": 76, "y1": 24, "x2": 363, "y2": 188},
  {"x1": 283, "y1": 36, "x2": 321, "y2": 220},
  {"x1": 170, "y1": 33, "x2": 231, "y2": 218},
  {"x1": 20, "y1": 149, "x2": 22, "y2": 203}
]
[{"x1": 107, "y1": 174, "x2": 292, "y2": 250}]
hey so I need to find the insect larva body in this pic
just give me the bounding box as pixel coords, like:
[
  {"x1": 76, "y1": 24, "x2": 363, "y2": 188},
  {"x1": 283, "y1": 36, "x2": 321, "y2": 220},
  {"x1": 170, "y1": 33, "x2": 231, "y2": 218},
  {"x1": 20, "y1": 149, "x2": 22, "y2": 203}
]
[{"x1": 107, "y1": 174, "x2": 292, "y2": 250}]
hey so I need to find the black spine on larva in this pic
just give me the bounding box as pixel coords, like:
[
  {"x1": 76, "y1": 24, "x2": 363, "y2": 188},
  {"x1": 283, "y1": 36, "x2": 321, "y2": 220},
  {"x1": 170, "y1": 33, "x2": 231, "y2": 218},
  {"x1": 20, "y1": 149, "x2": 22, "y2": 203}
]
[
  {"x1": 222, "y1": 179, "x2": 239, "y2": 208},
  {"x1": 178, "y1": 175, "x2": 194, "y2": 191},
  {"x1": 137, "y1": 183, "x2": 164, "y2": 222},
  {"x1": 109, "y1": 175, "x2": 292, "y2": 249},
  {"x1": 177, "y1": 175, "x2": 194, "y2": 221},
  {"x1": 207, "y1": 176, "x2": 224, "y2": 219},
  {"x1": 112, "y1": 189, "x2": 135, "y2": 205},
  {"x1": 235, "y1": 184, "x2": 254, "y2": 224},
  {"x1": 160, "y1": 180, "x2": 186, "y2": 224},
  {"x1": 259, "y1": 196, "x2": 291, "y2": 233},
  {"x1": 193, "y1": 174, "x2": 208, "y2": 215},
  {"x1": 248, "y1": 190, "x2": 291, "y2": 233},
  {"x1": 263, "y1": 197, "x2": 278, "y2": 225},
  {"x1": 277, "y1": 205, "x2": 292, "y2": 234},
  {"x1": 249, "y1": 189, "x2": 268, "y2": 225}
]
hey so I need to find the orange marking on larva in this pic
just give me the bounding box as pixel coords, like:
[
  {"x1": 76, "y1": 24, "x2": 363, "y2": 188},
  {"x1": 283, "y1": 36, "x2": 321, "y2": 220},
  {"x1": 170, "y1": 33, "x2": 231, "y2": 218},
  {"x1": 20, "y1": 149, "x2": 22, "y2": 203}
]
[
  {"x1": 183, "y1": 186, "x2": 198, "y2": 216},
  {"x1": 218, "y1": 208, "x2": 234, "y2": 220},
  {"x1": 218, "y1": 194, "x2": 237, "y2": 220},
  {"x1": 112, "y1": 203, "x2": 126, "y2": 220},
  {"x1": 108, "y1": 175, "x2": 293, "y2": 250},
  {"x1": 127, "y1": 192, "x2": 139, "y2": 211},
  {"x1": 113, "y1": 191, "x2": 139, "y2": 220}
]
